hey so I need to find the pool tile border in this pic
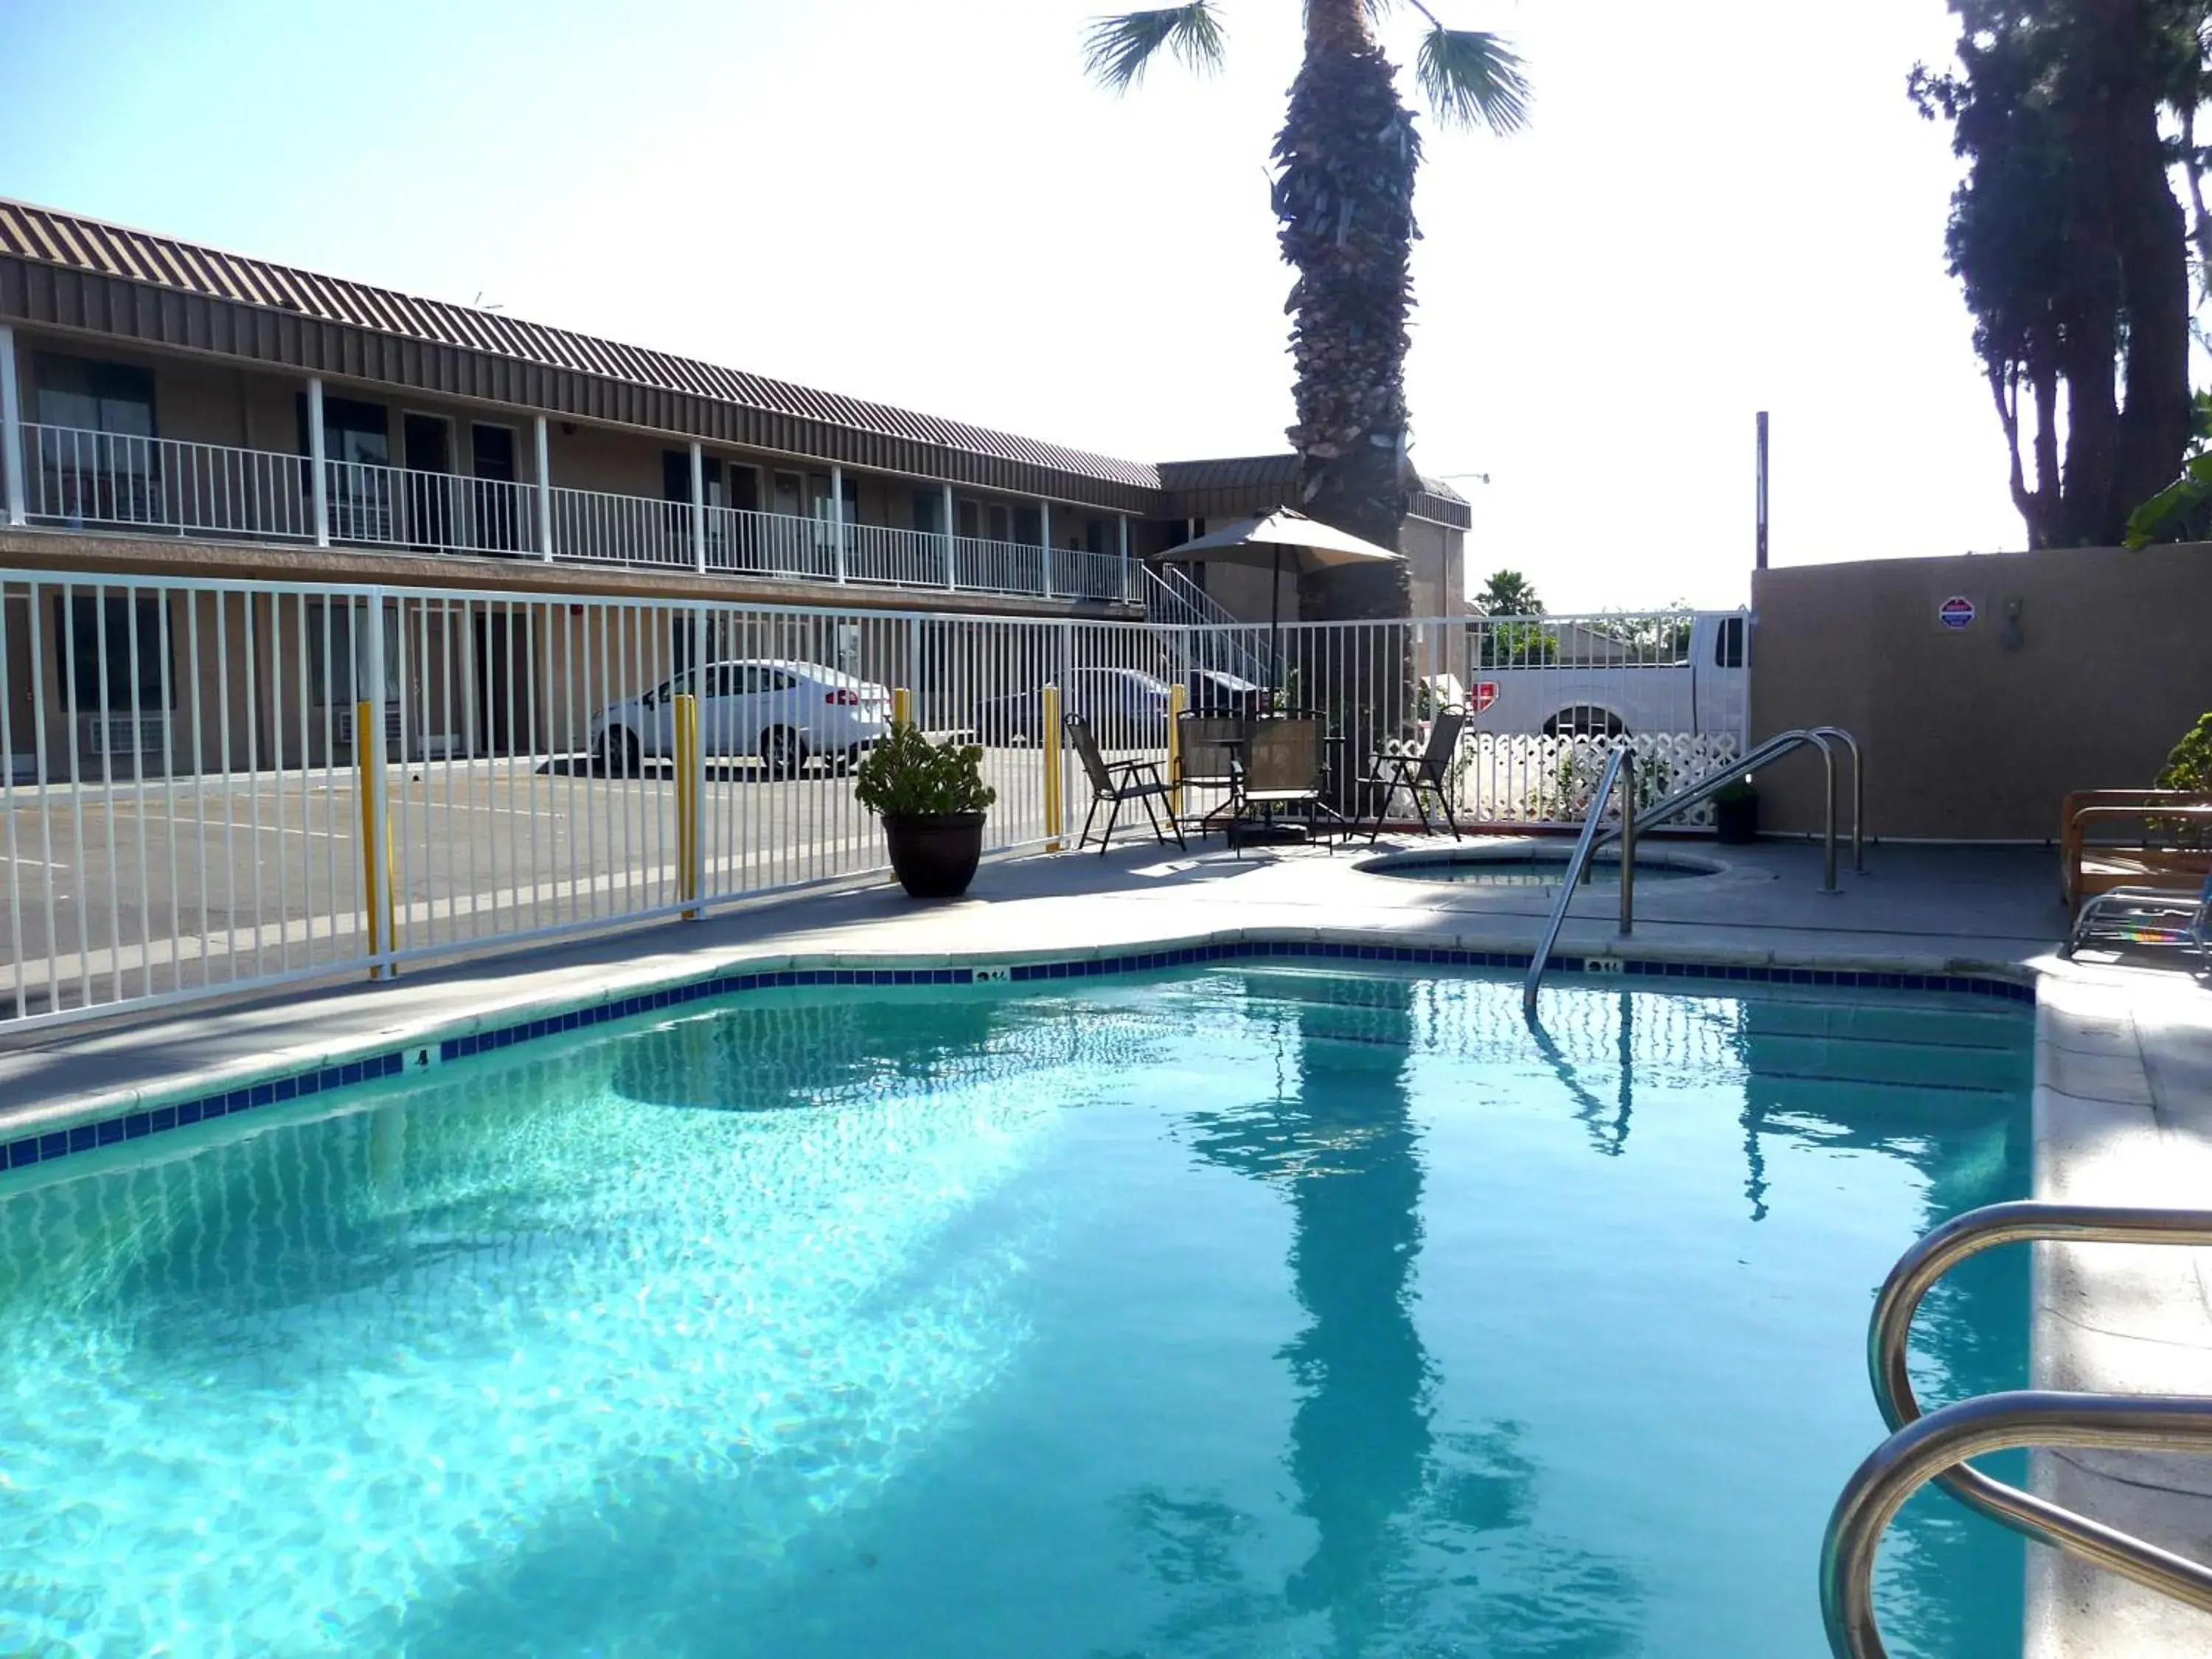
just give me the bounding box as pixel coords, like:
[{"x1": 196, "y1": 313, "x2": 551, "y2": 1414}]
[{"x1": 0, "y1": 941, "x2": 2032, "y2": 1179}]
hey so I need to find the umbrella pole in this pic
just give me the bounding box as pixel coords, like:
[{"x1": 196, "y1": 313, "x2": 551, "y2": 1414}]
[{"x1": 1270, "y1": 546, "x2": 1283, "y2": 710}]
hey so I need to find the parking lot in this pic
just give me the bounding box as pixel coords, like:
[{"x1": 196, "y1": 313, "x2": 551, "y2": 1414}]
[{"x1": 0, "y1": 741, "x2": 1081, "y2": 1018}]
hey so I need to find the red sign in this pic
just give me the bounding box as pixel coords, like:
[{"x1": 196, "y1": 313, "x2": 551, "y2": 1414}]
[{"x1": 1473, "y1": 681, "x2": 1499, "y2": 712}]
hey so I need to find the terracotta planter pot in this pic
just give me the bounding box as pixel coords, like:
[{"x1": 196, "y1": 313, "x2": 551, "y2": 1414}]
[
  {"x1": 1714, "y1": 793, "x2": 1759, "y2": 846},
  {"x1": 883, "y1": 812, "x2": 987, "y2": 899}
]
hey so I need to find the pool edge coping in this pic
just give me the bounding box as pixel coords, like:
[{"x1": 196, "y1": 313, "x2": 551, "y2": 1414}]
[{"x1": 0, "y1": 925, "x2": 2035, "y2": 1179}]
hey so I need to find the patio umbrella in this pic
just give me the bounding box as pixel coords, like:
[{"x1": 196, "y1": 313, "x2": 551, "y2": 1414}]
[{"x1": 1155, "y1": 508, "x2": 1405, "y2": 690}]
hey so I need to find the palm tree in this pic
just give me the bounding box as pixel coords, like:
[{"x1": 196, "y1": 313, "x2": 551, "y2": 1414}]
[
  {"x1": 1084, "y1": 1, "x2": 1528, "y2": 625},
  {"x1": 1473, "y1": 568, "x2": 1541, "y2": 616}
]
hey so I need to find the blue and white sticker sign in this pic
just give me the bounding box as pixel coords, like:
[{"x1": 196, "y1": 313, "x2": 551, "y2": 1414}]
[{"x1": 1938, "y1": 595, "x2": 1976, "y2": 630}]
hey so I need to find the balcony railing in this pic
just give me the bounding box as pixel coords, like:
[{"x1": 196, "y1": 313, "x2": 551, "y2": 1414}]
[{"x1": 12, "y1": 422, "x2": 1133, "y2": 605}]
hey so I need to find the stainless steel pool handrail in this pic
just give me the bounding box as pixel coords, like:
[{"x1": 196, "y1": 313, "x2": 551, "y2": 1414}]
[
  {"x1": 1521, "y1": 745, "x2": 1631, "y2": 1018},
  {"x1": 1809, "y1": 726, "x2": 1865, "y2": 874},
  {"x1": 1821, "y1": 1391, "x2": 2212, "y2": 1659},
  {"x1": 1522, "y1": 728, "x2": 1861, "y2": 1015},
  {"x1": 1622, "y1": 726, "x2": 1844, "y2": 892},
  {"x1": 1822, "y1": 1200, "x2": 2212, "y2": 1658}
]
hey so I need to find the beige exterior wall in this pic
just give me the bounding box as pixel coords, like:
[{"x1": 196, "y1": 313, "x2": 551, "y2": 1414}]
[{"x1": 1747, "y1": 543, "x2": 2212, "y2": 841}]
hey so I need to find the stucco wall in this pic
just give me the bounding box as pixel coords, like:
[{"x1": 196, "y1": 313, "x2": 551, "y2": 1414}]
[{"x1": 1748, "y1": 544, "x2": 2212, "y2": 841}]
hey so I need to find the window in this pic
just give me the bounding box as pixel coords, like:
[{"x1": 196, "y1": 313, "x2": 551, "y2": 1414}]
[
  {"x1": 297, "y1": 394, "x2": 389, "y2": 466},
  {"x1": 1085, "y1": 520, "x2": 1107, "y2": 556},
  {"x1": 1014, "y1": 506, "x2": 1041, "y2": 546},
  {"x1": 957, "y1": 499, "x2": 981, "y2": 539},
  {"x1": 32, "y1": 355, "x2": 158, "y2": 521},
  {"x1": 54, "y1": 595, "x2": 171, "y2": 712},
  {"x1": 912, "y1": 489, "x2": 945, "y2": 535},
  {"x1": 34, "y1": 355, "x2": 155, "y2": 438},
  {"x1": 771, "y1": 471, "x2": 803, "y2": 517},
  {"x1": 663, "y1": 450, "x2": 726, "y2": 508},
  {"x1": 728, "y1": 464, "x2": 760, "y2": 513},
  {"x1": 987, "y1": 503, "x2": 1012, "y2": 543},
  {"x1": 1714, "y1": 615, "x2": 1746, "y2": 669},
  {"x1": 307, "y1": 600, "x2": 400, "y2": 706}
]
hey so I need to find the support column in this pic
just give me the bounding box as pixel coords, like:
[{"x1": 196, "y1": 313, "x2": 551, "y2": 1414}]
[
  {"x1": 0, "y1": 325, "x2": 24, "y2": 527},
  {"x1": 533, "y1": 414, "x2": 554, "y2": 563},
  {"x1": 1040, "y1": 500, "x2": 1054, "y2": 597},
  {"x1": 830, "y1": 463, "x2": 847, "y2": 583},
  {"x1": 942, "y1": 481, "x2": 957, "y2": 588},
  {"x1": 1118, "y1": 513, "x2": 1131, "y2": 605},
  {"x1": 307, "y1": 377, "x2": 330, "y2": 548},
  {"x1": 689, "y1": 439, "x2": 706, "y2": 574}
]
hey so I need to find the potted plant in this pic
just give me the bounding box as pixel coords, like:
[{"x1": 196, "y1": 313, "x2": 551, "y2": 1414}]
[
  {"x1": 854, "y1": 724, "x2": 998, "y2": 899},
  {"x1": 1713, "y1": 775, "x2": 1759, "y2": 845}
]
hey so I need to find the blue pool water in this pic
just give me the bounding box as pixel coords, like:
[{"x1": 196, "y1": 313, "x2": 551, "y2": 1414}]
[{"x1": 0, "y1": 968, "x2": 2031, "y2": 1658}]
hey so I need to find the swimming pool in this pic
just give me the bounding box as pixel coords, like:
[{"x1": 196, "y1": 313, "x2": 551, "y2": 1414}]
[{"x1": 0, "y1": 966, "x2": 2031, "y2": 1657}]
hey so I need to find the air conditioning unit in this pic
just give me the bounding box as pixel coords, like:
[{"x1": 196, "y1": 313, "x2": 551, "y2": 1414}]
[
  {"x1": 330, "y1": 703, "x2": 406, "y2": 751},
  {"x1": 81, "y1": 713, "x2": 168, "y2": 758}
]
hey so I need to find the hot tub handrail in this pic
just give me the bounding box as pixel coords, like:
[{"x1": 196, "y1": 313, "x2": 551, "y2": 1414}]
[
  {"x1": 1523, "y1": 728, "x2": 1858, "y2": 1018},
  {"x1": 1521, "y1": 745, "x2": 1631, "y2": 1018}
]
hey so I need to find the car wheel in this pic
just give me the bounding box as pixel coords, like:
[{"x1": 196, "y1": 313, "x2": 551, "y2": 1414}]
[
  {"x1": 596, "y1": 728, "x2": 641, "y2": 776},
  {"x1": 762, "y1": 725, "x2": 808, "y2": 779}
]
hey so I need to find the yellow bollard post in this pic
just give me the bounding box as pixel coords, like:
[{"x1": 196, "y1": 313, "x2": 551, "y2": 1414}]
[
  {"x1": 1166, "y1": 682, "x2": 1186, "y2": 824},
  {"x1": 355, "y1": 700, "x2": 378, "y2": 963},
  {"x1": 355, "y1": 700, "x2": 397, "y2": 977},
  {"x1": 674, "y1": 692, "x2": 700, "y2": 917},
  {"x1": 892, "y1": 686, "x2": 912, "y2": 730},
  {"x1": 1042, "y1": 683, "x2": 1063, "y2": 851}
]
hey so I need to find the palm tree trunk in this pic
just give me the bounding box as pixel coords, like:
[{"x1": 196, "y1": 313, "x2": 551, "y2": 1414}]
[{"x1": 1275, "y1": 0, "x2": 1423, "y2": 779}]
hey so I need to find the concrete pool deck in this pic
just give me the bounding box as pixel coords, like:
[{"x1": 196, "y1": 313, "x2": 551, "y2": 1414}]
[{"x1": 2, "y1": 832, "x2": 2209, "y2": 1655}]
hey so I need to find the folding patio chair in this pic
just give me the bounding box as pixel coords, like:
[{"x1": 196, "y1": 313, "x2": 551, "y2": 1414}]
[
  {"x1": 1174, "y1": 710, "x2": 1246, "y2": 835},
  {"x1": 1067, "y1": 714, "x2": 1186, "y2": 855},
  {"x1": 1231, "y1": 714, "x2": 1343, "y2": 855},
  {"x1": 1363, "y1": 705, "x2": 1468, "y2": 844}
]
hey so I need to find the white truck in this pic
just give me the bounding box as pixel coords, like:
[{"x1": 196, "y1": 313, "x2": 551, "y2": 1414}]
[{"x1": 1455, "y1": 611, "x2": 1750, "y2": 740}]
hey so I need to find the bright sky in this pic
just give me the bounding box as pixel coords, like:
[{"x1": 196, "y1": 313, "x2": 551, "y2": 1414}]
[{"x1": 0, "y1": 0, "x2": 2016, "y2": 611}]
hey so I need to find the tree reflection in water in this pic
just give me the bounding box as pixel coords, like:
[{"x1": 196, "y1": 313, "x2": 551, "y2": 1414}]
[{"x1": 1121, "y1": 975, "x2": 1642, "y2": 1658}]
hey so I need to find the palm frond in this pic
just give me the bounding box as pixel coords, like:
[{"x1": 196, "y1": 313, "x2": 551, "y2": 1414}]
[
  {"x1": 1416, "y1": 27, "x2": 1530, "y2": 133},
  {"x1": 1082, "y1": 4, "x2": 1227, "y2": 91}
]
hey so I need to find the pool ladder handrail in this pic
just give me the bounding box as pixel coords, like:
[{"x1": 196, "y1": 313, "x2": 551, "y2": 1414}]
[
  {"x1": 1520, "y1": 727, "x2": 1863, "y2": 1017},
  {"x1": 1823, "y1": 1200, "x2": 2212, "y2": 1658}
]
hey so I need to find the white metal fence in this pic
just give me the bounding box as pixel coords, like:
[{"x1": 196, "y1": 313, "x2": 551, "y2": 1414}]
[
  {"x1": 0, "y1": 571, "x2": 1180, "y2": 1028},
  {"x1": 16, "y1": 422, "x2": 1135, "y2": 605},
  {"x1": 0, "y1": 573, "x2": 1749, "y2": 1030}
]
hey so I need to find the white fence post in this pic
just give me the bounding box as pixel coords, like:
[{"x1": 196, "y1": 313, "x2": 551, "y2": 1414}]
[
  {"x1": 689, "y1": 440, "x2": 706, "y2": 574},
  {"x1": 942, "y1": 481, "x2": 956, "y2": 589},
  {"x1": 307, "y1": 377, "x2": 330, "y2": 549},
  {"x1": 533, "y1": 414, "x2": 554, "y2": 562},
  {"x1": 1118, "y1": 513, "x2": 1130, "y2": 605},
  {"x1": 1040, "y1": 501, "x2": 1054, "y2": 597},
  {"x1": 830, "y1": 463, "x2": 847, "y2": 583},
  {"x1": 0, "y1": 325, "x2": 24, "y2": 528}
]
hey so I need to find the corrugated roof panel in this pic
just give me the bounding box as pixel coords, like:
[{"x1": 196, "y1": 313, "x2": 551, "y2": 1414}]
[{"x1": 0, "y1": 197, "x2": 1166, "y2": 493}]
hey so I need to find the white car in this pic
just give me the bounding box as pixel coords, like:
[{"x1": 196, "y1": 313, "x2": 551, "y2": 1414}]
[{"x1": 591, "y1": 659, "x2": 891, "y2": 777}]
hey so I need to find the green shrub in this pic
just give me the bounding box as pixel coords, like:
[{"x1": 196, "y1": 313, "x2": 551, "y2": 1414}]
[
  {"x1": 853, "y1": 724, "x2": 996, "y2": 819},
  {"x1": 2156, "y1": 712, "x2": 2212, "y2": 793}
]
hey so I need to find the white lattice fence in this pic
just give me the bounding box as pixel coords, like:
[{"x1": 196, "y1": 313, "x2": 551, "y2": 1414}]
[{"x1": 1453, "y1": 731, "x2": 1742, "y2": 828}]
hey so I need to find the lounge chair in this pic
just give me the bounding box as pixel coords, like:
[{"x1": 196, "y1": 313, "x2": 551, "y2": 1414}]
[
  {"x1": 2060, "y1": 790, "x2": 2212, "y2": 911},
  {"x1": 1174, "y1": 711, "x2": 1245, "y2": 833},
  {"x1": 1363, "y1": 705, "x2": 1469, "y2": 844},
  {"x1": 2062, "y1": 868, "x2": 2212, "y2": 961},
  {"x1": 1067, "y1": 714, "x2": 1185, "y2": 856},
  {"x1": 1231, "y1": 714, "x2": 1342, "y2": 855}
]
